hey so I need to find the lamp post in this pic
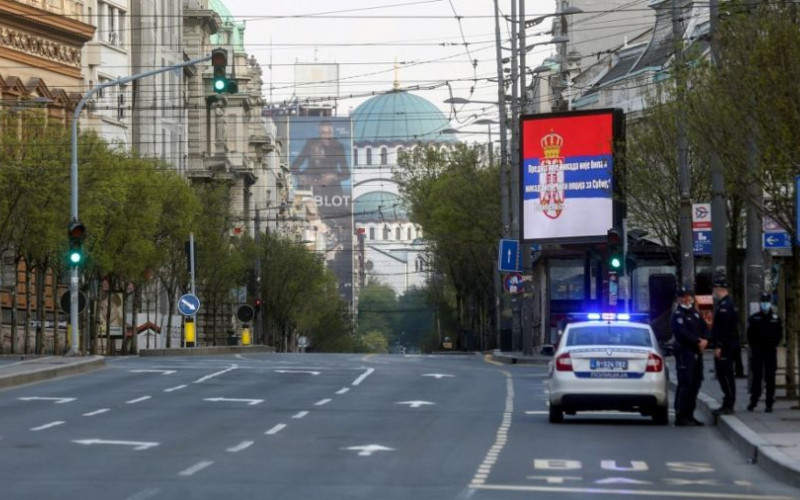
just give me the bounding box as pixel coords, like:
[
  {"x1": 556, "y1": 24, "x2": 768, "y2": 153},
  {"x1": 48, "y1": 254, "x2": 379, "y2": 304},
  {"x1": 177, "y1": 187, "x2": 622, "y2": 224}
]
[{"x1": 474, "y1": 118, "x2": 498, "y2": 164}]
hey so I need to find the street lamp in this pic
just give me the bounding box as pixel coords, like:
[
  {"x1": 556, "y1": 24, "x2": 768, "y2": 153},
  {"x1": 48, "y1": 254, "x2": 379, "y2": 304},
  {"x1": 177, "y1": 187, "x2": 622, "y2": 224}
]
[
  {"x1": 519, "y1": 6, "x2": 583, "y2": 28},
  {"x1": 474, "y1": 118, "x2": 498, "y2": 164}
]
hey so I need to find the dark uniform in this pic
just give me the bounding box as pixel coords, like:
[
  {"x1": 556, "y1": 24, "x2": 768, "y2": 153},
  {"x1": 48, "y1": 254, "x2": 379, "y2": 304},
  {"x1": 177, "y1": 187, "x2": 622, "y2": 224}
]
[
  {"x1": 747, "y1": 294, "x2": 783, "y2": 412},
  {"x1": 671, "y1": 291, "x2": 709, "y2": 426},
  {"x1": 711, "y1": 286, "x2": 739, "y2": 413}
]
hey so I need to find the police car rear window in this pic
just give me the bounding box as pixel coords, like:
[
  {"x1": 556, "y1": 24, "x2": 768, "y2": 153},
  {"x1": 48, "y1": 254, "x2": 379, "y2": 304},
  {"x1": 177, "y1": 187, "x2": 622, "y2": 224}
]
[{"x1": 566, "y1": 326, "x2": 653, "y2": 347}]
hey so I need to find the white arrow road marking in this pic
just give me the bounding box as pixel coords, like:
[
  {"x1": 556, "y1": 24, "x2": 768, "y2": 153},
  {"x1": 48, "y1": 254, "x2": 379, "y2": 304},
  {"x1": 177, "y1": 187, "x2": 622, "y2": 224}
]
[
  {"x1": 126, "y1": 396, "x2": 152, "y2": 404},
  {"x1": 396, "y1": 401, "x2": 435, "y2": 409},
  {"x1": 352, "y1": 367, "x2": 375, "y2": 386},
  {"x1": 265, "y1": 424, "x2": 287, "y2": 435},
  {"x1": 344, "y1": 444, "x2": 395, "y2": 457},
  {"x1": 31, "y1": 421, "x2": 65, "y2": 431},
  {"x1": 18, "y1": 396, "x2": 76, "y2": 404},
  {"x1": 226, "y1": 441, "x2": 254, "y2": 453},
  {"x1": 422, "y1": 373, "x2": 454, "y2": 379},
  {"x1": 129, "y1": 369, "x2": 176, "y2": 375},
  {"x1": 178, "y1": 461, "x2": 213, "y2": 476},
  {"x1": 203, "y1": 397, "x2": 263, "y2": 406},
  {"x1": 274, "y1": 370, "x2": 320, "y2": 375},
  {"x1": 84, "y1": 408, "x2": 110, "y2": 417},
  {"x1": 73, "y1": 439, "x2": 159, "y2": 451}
]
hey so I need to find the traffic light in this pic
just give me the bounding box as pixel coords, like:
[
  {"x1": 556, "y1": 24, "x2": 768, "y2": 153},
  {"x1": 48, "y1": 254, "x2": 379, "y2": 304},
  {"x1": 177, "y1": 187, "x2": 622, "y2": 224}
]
[
  {"x1": 211, "y1": 48, "x2": 228, "y2": 94},
  {"x1": 211, "y1": 48, "x2": 238, "y2": 94},
  {"x1": 67, "y1": 220, "x2": 86, "y2": 266},
  {"x1": 254, "y1": 298, "x2": 262, "y2": 312},
  {"x1": 607, "y1": 227, "x2": 623, "y2": 271}
]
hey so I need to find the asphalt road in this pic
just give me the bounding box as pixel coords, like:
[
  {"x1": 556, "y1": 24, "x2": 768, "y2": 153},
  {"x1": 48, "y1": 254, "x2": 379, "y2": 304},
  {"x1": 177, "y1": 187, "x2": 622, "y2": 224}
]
[{"x1": 0, "y1": 353, "x2": 798, "y2": 500}]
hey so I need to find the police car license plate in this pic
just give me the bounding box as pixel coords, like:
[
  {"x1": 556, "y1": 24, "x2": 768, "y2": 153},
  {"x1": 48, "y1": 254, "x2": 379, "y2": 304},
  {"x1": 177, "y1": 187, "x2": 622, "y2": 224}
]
[{"x1": 590, "y1": 358, "x2": 627, "y2": 370}]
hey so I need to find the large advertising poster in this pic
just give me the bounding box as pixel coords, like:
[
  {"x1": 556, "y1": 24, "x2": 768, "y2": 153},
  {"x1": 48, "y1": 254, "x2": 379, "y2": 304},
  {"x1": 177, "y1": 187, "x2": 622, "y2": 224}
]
[
  {"x1": 520, "y1": 109, "x2": 622, "y2": 243},
  {"x1": 288, "y1": 117, "x2": 354, "y2": 303}
]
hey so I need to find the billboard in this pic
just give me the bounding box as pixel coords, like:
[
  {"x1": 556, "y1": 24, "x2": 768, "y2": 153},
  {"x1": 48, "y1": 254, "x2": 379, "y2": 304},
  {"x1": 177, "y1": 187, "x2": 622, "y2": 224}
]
[
  {"x1": 288, "y1": 117, "x2": 354, "y2": 303},
  {"x1": 294, "y1": 63, "x2": 340, "y2": 100},
  {"x1": 520, "y1": 109, "x2": 624, "y2": 243}
]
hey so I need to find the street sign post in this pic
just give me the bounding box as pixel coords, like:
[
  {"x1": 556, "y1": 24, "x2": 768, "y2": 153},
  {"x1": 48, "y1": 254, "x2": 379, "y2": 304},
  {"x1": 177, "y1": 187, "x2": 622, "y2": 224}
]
[
  {"x1": 498, "y1": 239, "x2": 520, "y2": 272},
  {"x1": 692, "y1": 203, "x2": 712, "y2": 255},
  {"x1": 178, "y1": 294, "x2": 201, "y2": 316}
]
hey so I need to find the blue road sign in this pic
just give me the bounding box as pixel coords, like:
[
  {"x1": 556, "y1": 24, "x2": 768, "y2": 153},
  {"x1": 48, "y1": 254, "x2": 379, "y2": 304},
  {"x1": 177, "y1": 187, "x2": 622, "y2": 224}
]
[
  {"x1": 693, "y1": 231, "x2": 711, "y2": 255},
  {"x1": 498, "y1": 239, "x2": 520, "y2": 272},
  {"x1": 178, "y1": 293, "x2": 201, "y2": 316},
  {"x1": 763, "y1": 232, "x2": 791, "y2": 249}
]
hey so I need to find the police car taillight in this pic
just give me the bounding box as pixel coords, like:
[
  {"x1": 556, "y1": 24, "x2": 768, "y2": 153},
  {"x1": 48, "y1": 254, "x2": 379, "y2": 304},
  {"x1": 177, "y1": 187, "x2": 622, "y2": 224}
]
[
  {"x1": 646, "y1": 353, "x2": 664, "y2": 372},
  {"x1": 555, "y1": 353, "x2": 573, "y2": 372}
]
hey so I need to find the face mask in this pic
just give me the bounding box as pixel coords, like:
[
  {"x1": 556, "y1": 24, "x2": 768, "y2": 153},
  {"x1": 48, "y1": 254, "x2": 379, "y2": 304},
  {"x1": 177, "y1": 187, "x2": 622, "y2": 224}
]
[
  {"x1": 760, "y1": 302, "x2": 771, "y2": 313},
  {"x1": 680, "y1": 300, "x2": 693, "y2": 310}
]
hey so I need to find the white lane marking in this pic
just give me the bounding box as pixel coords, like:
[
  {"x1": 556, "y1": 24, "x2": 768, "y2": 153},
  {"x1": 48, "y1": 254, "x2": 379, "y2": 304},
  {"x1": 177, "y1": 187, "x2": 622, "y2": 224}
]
[
  {"x1": 315, "y1": 398, "x2": 332, "y2": 406},
  {"x1": 343, "y1": 444, "x2": 394, "y2": 457},
  {"x1": 193, "y1": 364, "x2": 237, "y2": 384},
  {"x1": 470, "y1": 484, "x2": 797, "y2": 499},
  {"x1": 31, "y1": 421, "x2": 65, "y2": 431},
  {"x1": 292, "y1": 411, "x2": 309, "y2": 419},
  {"x1": 396, "y1": 401, "x2": 435, "y2": 408},
  {"x1": 352, "y1": 367, "x2": 375, "y2": 386},
  {"x1": 84, "y1": 408, "x2": 110, "y2": 417},
  {"x1": 275, "y1": 370, "x2": 320, "y2": 375},
  {"x1": 73, "y1": 439, "x2": 159, "y2": 451},
  {"x1": 470, "y1": 370, "x2": 513, "y2": 487},
  {"x1": 164, "y1": 385, "x2": 187, "y2": 392},
  {"x1": 226, "y1": 441, "x2": 254, "y2": 453},
  {"x1": 178, "y1": 461, "x2": 214, "y2": 476},
  {"x1": 422, "y1": 373, "x2": 454, "y2": 379},
  {"x1": 265, "y1": 424, "x2": 287, "y2": 435},
  {"x1": 18, "y1": 397, "x2": 76, "y2": 404},
  {"x1": 203, "y1": 397, "x2": 263, "y2": 406},
  {"x1": 124, "y1": 488, "x2": 161, "y2": 500},
  {"x1": 126, "y1": 396, "x2": 152, "y2": 404},
  {"x1": 129, "y1": 369, "x2": 176, "y2": 375},
  {"x1": 525, "y1": 411, "x2": 549, "y2": 415},
  {"x1": 336, "y1": 388, "x2": 350, "y2": 395}
]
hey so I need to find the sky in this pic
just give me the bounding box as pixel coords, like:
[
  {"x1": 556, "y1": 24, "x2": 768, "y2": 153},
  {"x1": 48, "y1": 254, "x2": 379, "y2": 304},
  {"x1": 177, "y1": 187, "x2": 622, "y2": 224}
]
[{"x1": 220, "y1": 0, "x2": 557, "y2": 136}]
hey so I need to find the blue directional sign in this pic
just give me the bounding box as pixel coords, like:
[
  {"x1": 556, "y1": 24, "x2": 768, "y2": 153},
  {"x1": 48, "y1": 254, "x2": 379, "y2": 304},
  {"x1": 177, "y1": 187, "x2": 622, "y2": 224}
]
[
  {"x1": 498, "y1": 239, "x2": 521, "y2": 272},
  {"x1": 693, "y1": 231, "x2": 711, "y2": 255},
  {"x1": 763, "y1": 232, "x2": 791, "y2": 249},
  {"x1": 178, "y1": 293, "x2": 201, "y2": 316}
]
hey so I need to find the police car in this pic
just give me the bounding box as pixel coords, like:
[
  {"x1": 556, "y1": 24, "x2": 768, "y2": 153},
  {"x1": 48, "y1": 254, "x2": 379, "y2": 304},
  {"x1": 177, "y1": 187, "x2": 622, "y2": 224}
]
[{"x1": 547, "y1": 312, "x2": 669, "y2": 425}]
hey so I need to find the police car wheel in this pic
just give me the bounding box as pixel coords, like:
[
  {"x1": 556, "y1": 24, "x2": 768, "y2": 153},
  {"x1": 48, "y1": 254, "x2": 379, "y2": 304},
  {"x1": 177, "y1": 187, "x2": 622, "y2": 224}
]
[
  {"x1": 549, "y1": 404, "x2": 564, "y2": 423},
  {"x1": 652, "y1": 405, "x2": 669, "y2": 425}
]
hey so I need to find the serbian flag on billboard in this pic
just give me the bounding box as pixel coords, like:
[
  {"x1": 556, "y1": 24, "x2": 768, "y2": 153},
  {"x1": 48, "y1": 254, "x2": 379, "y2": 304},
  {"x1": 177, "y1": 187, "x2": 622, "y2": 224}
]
[{"x1": 520, "y1": 109, "x2": 623, "y2": 243}]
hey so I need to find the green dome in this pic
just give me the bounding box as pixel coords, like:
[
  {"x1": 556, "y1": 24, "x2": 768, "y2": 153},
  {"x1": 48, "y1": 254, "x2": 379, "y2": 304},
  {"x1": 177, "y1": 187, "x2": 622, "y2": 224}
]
[
  {"x1": 354, "y1": 191, "x2": 409, "y2": 224},
  {"x1": 353, "y1": 91, "x2": 456, "y2": 145},
  {"x1": 209, "y1": 0, "x2": 246, "y2": 54}
]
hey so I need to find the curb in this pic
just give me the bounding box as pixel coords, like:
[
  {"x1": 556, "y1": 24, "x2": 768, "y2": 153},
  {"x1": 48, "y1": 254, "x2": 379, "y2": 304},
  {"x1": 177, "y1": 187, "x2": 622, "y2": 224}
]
[
  {"x1": 668, "y1": 378, "x2": 800, "y2": 488},
  {"x1": 488, "y1": 352, "x2": 551, "y2": 366},
  {"x1": 139, "y1": 345, "x2": 275, "y2": 357},
  {"x1": 0, "y1": 356, "x2": 106, "y2": 390}
]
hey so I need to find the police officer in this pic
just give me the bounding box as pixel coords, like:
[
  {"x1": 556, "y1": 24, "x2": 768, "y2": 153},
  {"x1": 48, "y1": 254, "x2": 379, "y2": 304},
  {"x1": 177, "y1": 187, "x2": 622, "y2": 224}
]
[
  {"x1": 747, "y1": 292, "x2": 783, "y2": 412},
  {"x1": 711, "y1": 276, "x2": 739, "y2": 415},
  {"x1": 671, "y1": 287, "x2": 709, "y2": 426}
]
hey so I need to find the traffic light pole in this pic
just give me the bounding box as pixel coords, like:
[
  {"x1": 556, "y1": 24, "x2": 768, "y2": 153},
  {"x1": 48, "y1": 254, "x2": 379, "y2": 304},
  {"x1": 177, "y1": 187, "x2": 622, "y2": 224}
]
[{"x1": 66, "y1": 54, "x2": 213, "y2": 356}]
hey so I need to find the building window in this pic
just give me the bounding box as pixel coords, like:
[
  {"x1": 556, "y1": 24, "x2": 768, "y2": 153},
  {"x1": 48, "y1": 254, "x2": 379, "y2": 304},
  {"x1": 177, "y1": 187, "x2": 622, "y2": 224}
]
[
  {"x1": 397, "y1": 146, "x2": 405, "y2": 159},
  {"x1": 369, "y1": 227, "x2": 376, "y2": 240},
  {"x1": 366, "y1": 147, "x2": 372, "y2": 165},
  {"x1": 407, "y1": 227, "x2": 413, "y2": 240},
  {"x1": 383, "y1": 225, "x2": 391, "y2": 240},
  {"x1": 353, "y1": 148, "x2": 359, "y2": 166},
  {"x1": 396, "y1": 227, "x2": 402, "y2": 240},
  {"x1": 380, "y1": 147, "x2": 388, "y2": 165}
]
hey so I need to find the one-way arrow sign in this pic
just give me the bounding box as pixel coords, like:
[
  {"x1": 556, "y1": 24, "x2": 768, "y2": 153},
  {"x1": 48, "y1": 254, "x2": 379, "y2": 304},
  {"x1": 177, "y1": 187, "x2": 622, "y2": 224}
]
[
  {"x1": 343, "y1": 444, "x2": 395, "y2": 457},
  {"x1": 203, "y1": 397, "x2": 263, "y2": 406},
  {"x1": 498, "y1": 239, "x2": 521, "y2": 272},
  {"x1": 396, "y1": 401, "x2": 435, "y2": 408},
  {"x1": 73, "y1": 439, "x2": 159, "y2": 451}
]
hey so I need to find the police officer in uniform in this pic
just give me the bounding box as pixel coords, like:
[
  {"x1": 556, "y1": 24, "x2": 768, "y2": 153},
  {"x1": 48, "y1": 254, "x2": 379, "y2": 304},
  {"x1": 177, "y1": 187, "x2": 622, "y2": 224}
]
[
  {"x1": 671, "y1": 287, "x2": 709, "y2": 426},
  {"x1": 747, "y1": 292, "x2": 783, "y2": 412},
  {"x1": 711, "y1": 276, "x2": 739, "y2": 415}
]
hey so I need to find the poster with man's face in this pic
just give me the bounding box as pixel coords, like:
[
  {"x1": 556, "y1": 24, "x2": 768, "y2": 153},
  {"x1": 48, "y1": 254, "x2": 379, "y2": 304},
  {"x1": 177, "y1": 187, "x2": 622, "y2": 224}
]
[{"x1": 288, "y1": 117, "x2": 354, "y2": 304}]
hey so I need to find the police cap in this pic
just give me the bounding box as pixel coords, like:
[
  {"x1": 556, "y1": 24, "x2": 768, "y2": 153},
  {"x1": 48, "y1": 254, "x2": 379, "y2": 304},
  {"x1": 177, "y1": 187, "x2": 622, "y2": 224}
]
[
  {"x1": 759, "y1": 292, "x2": 771, "y2": 302},
  {"x1": 676, "y1": 286, "x2": 693, "y2": 297}
]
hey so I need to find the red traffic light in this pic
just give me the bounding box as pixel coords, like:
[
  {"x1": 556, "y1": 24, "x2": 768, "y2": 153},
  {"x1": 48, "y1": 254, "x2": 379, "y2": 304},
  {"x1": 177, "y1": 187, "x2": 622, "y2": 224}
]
[
  {"x1": 211, "y1": 48, "x2": 227, "y2": 68},
  {"x1": 68, "y1": 220, "x2": 86, "y2": 240}
]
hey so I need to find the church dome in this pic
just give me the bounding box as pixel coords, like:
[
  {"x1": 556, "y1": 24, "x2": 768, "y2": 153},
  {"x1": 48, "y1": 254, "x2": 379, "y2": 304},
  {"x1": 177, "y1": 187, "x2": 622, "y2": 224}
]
[
  {"x1": 354, "y1": 191, "x2": 409, "y2": 224},
  {"x1": 352, "y1": 90, "x2": 456, "y2": 145}
]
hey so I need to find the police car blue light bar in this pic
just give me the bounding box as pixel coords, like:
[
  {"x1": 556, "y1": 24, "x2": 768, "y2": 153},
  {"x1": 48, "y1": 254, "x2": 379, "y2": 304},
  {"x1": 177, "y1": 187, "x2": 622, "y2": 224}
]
[{"x1": 587, "y1": 313, "x2": 601, "y2": 320}]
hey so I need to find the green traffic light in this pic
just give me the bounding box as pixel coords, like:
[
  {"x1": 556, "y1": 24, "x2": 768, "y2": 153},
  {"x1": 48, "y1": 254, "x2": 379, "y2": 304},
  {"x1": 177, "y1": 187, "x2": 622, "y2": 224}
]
[
  {"x1": 213, "y1": 77, "x2": 227, "y2": 93},
  {"x1": 68, "y1": 250, "x2": 83, "y2": 265},
  {"x1": 610, "y1": 256, "x2": 622, "y2": 269}
]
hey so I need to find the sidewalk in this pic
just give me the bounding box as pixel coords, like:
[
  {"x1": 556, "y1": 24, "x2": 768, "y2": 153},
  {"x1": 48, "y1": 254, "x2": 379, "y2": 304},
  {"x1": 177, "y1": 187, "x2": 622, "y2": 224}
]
[
  {"x1": 0, "y1": 355, "x2": 106, "y2": 390},
  {"x1": 489, "y1": 349, "x2": 800, "y2": 488}
]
